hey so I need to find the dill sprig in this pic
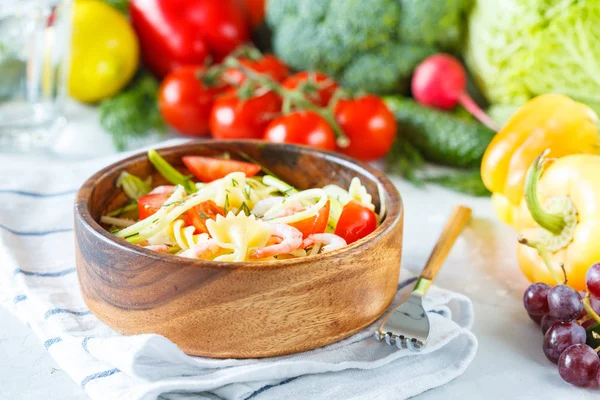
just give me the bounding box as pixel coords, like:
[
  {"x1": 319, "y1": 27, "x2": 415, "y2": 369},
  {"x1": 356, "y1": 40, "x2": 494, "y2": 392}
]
[{"x1": 99, "y1": 71, "x2": 165, "y2": 151}]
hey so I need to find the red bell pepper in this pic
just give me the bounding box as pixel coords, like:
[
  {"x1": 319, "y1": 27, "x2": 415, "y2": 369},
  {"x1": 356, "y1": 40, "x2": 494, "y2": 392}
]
[{"x1": 130, "y1": 0, "x2": 250, "y2": 78}]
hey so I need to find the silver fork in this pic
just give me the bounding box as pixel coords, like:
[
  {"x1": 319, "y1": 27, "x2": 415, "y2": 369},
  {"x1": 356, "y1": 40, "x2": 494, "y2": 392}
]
[{"x1": 374, "y1": 205, "x2": 472, "y2": 351}]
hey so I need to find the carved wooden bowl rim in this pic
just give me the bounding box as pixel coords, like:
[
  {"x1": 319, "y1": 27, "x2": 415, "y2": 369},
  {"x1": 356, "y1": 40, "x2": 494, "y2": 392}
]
[{"x1": 75, "y1": 140, "x2": 403, "y2": 271}]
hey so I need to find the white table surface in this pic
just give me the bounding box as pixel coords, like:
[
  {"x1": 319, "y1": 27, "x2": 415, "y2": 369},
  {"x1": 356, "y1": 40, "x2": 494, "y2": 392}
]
[{"x1": 1, "y1": 102, "x2": 597, "y2": 400}]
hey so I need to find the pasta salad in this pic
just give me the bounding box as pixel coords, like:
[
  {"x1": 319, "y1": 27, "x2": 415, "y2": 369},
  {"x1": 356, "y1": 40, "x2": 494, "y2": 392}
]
[{"x1": 101, "y1": 150, "x2": 384, "y2": 262}]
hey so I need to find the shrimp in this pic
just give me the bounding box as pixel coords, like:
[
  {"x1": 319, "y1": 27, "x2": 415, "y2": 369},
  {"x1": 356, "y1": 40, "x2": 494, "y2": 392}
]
[
  {"x1": 250, "y1": 224, "x2": 303, "y2": 259},
  {"x1": 180, "y1": 239, "x2": 221, "y2": 259},
  {"x1": 251, "y1": 197, "x2": 284, "y2": 217},
  {"x1": 149, "y1": 185, "x2": 176, "y2": 194},
  {"x1": 302, "y1": 233, "x2": 347, "y2": 253}
]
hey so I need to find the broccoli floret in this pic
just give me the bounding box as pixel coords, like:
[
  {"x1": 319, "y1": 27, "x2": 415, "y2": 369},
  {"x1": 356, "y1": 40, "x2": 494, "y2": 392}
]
[
  {"x1": 267, "y1": 0, "x2": 469, "y2": 94},
  {"x1": 339, "y1": 43, "x2": 436, "y2": 94},
  {"x1": 397, "y1": 0, "x2": 468, "y2": 51}
]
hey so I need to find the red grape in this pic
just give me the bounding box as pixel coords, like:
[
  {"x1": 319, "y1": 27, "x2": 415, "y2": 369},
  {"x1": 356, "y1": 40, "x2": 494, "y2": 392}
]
[
  {"x1": 586, "y1": 263, "x2": 600, "y2": 298},
  {"x1": 541, "y1": 315, "x2": 558, "y2": 334},
  {"x1": 591, "y1": 295, "x2": 600, "y2": 315},
  {"x1": 523, "y1": 283, "x2": 551, "y2": 316},
  {"x1": 528, "y1": 312, "x2": 543, "y2": 324},
  {"x1": 548, "y1": 285, "x2": 582, "y2": 321},
  {"x1": 558, "y1": 344, "x2": 600, "y2": 387},
  {"x1": 543, "y1": 321, "x2": 586, "y2": 363}
]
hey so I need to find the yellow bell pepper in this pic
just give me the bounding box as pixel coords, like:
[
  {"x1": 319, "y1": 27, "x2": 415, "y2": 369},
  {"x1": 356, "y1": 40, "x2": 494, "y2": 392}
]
[
  {"x1": 69, "y1": 0, "x2": 139, "y2": 103},
  {"x1": 481, "y1": 94, "x2": 599, "y2": 225},
  {"x1": 516, "y1": 152, "x2": 600, "y2": 290}
]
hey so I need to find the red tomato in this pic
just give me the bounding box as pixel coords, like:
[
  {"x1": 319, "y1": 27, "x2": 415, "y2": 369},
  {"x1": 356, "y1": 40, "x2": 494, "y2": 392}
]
[
  {"x1": 210, "y1": 90, "x2": 281, "y2": 140},
  {"x1": 334, "y1": 201, "x2": 378, "y2": 244},
  {"x1": 334, "y1": 95, "x2": 397, "y2": 161},
  {"x1": 138, "y1": 192, "x2": 172, "y2": 220},
  {"x1": 182, "y1": 156, "x2": 261, "y2": 182},
  {"x1": 290, "y1": 201, "x2": 330, "y2": 238},
  {"x1": 263, "y1": 111, "x2": 336, "y2": 151},
  {"x1": 282, "y1": 72, "x2": 338, "y2": 107},
  {"x1": 223, "y1": 54, "x2": 289, "y2": 86},
  {"x1": 185, "y1": 200, "x2": 224, "y2": 234},
  {"x1": 130, "y1": 0, "x2": 249, "y2": 78},
  {"x1": 158, "y1": 66, "x2": 223, "y2": 136}
]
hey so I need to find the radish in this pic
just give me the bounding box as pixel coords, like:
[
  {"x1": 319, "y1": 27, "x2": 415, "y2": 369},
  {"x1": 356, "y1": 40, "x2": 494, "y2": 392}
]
[{"x1": 412, "y1": 53, "x2": 498, "y2": 131}]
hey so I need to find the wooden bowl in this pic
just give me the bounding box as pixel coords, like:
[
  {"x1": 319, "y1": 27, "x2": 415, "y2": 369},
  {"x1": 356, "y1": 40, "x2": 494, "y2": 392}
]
[{"x1": 74, "y1": 141, "x2": 403, "y2": 358}]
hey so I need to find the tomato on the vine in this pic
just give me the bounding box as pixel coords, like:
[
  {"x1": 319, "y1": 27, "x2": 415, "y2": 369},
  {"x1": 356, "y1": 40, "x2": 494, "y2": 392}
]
[
  {"x1": 334, "y1": 201, "x2": 378, "y2": 244},
  {"x1": 158, "y1": 66, "x2": 224, "y2": 136},
  {"x1": 334, "y1": 95, "x2": 397, "y2": 161},
  {"x1": 290, "y1": 200, "x2": 330, "y2": 238},
  {"x1": 263, "y1": 111, "x2": 336, "y2": 151},
  {"x1": 282, "y1": 71, "x2": 338, "y2": 107},
  {"x1": 223, "y1": 54, "x2": 289, "y2": 86},
  {"x1": 210, "y1": 89, "x2": 281, "y2": 140},
  {"x1": 182, "y1": 156, "x2": 261, "y2": 182}
]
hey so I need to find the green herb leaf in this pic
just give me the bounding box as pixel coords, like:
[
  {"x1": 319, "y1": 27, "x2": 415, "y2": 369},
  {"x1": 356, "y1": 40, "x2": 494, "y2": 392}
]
[
  {"x1": 240, "y1": 202, "x2": 251, "y2": 216},
  {"x1": 99, "y1": 72, "x2": 165, "y2": 151},
  {"x1": 224, "y1": 193, "x2": 230, "y2": 215},
  {"x1": 424, "y1": 170, "x2": 491, "y2": 197},
  {"x1": 385, "y1": 138, "x2": 425, "y2": 185}
]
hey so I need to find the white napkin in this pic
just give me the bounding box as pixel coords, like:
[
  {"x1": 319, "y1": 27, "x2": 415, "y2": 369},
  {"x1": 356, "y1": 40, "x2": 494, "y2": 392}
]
[{"x1": 0, "y1": 141, "x2": 477, "y2": 400}]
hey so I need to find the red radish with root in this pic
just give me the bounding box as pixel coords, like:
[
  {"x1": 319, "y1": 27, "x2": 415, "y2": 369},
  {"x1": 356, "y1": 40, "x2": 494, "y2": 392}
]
[{"x1": 412, "y1": 53, "x2": 498, "y2": 131}]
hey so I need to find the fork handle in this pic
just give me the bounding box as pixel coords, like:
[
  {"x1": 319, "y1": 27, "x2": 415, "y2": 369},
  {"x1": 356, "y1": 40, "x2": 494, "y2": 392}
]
[{"x1": 414, "y1": 205, "x2": 472, "y2": 295}]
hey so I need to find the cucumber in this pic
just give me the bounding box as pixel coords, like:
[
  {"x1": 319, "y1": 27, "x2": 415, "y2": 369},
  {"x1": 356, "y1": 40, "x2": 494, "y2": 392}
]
[{"x1": 383, "y1": 96, "x2": 496, "y2": 168}]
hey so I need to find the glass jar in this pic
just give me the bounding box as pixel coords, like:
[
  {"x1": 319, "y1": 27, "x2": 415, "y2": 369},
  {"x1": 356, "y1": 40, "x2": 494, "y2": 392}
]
[{"x1": 0, "y1": 0, "x2": 72, "y2": 152}]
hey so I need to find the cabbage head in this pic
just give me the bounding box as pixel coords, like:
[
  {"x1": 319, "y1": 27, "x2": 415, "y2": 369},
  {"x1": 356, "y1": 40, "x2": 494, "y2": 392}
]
[{"x1": 465, "y1": 0, "x2": 600, "y2": 107}]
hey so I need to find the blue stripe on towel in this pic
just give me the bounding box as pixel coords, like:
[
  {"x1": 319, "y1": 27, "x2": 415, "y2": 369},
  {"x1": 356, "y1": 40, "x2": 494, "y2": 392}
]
[
  {"x1": 0, "y1": 189, "x2": 77, "y2": 197},
  {"x1": 80, "y1": 368, "x2": 121, "y2": 389},
  {"x1": 0, "y1": 225, "x2": 73, "y2": 236},
  {"x1": 13, "y1": 294, "x2": 27, "y2": 304},
  {"x1": 82, "y1": 337, "x2": 92, "y2": 353},
  {"x1": 13, "y1": 267, "x2": 76, "y2": 277},
  {"x1": 44, "y1": 337, "x2": 62, "y2": 348},
  {"x1": 244, "y1": 377, "x2": 299, "y2": 400},
  {"x1": 44, "y1": 308, "x2": 92, "y2": 319}
]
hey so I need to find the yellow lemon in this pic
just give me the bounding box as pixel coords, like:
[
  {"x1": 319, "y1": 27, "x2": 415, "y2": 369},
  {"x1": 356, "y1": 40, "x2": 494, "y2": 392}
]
[{"x1": 68, "y1": 0, "x2": 139, "y2": 103}]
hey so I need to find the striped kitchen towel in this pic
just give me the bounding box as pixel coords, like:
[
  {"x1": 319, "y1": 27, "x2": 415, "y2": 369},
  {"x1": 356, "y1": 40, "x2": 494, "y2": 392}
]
[{"x1": 0, "y1": 141, "x2": 477, "y2": 400}]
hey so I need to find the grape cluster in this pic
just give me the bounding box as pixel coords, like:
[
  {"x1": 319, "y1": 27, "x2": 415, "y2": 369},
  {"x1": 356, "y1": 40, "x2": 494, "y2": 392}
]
[{"x1": 523, "y1": 263, "x2": 600, "y2": 387}]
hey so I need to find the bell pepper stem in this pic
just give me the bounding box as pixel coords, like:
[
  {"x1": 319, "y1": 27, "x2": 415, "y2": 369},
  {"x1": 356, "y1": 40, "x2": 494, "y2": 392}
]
[
  {"x1": 524, "y1": 151, "x2": 566, "y2": 235},
  {"x1": 583, "y1": 293, "x2": 600, "y2": 324},
  {"x1": 517, "y1": 236, "x2": 563, "y2": 284}
]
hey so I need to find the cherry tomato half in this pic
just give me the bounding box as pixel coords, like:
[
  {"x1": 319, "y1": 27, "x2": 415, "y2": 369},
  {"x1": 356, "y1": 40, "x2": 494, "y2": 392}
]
[
  {"x1": 334, "y1": 95, "x2": 397, "y2": 161},
  {"x1": 334, "y1": 201, "x2": 377, "y2": 244},
  {"x1": 263, "y1": 111, "x2": 336, "y2": 151},
  {"x1": 158, "y1": 66, "x2": 224, "y2": 136},
  {"x1": 282, "y1": 71, "x2": 338, "y2": 107},
  {"x1": 210, "y1": 90, "x2": 281, "y2": 140},
  {"x1": 185, "y1": 200, "x2": 224, "y2": 234},
  {"x1": 223, "y1": 54, "x2": 289, "y2": 86},
  {"x1": 290, "y1": 200, "x2": 330, "y2": 238},
  {"x1": 182, "y1": 155, "x2": 261, "y2": 182},
  {"x1": 138, "y1": 192, "x2": 172, "y2": 220}
]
